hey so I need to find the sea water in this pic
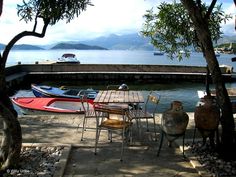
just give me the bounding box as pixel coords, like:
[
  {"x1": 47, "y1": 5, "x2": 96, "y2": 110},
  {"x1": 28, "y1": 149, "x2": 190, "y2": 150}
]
[
  {"x1": 8, "y1": 50, "x2": 236, "y2": 113},
  {"x1": 13, "y1": 82, "x2": 236, "y2": 114},
  {"x1": 6, "y1": 49, "x2": 236, "y2": 67}
]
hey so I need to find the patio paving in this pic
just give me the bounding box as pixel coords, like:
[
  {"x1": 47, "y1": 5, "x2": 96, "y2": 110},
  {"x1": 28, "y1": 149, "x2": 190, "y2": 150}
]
[{"x1": 18, "y1": 113, "x2": 202, "y2": 177}]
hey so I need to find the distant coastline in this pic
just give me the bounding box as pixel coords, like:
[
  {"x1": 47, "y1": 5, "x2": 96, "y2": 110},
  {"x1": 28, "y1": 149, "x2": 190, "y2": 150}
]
[
  {"x1": 1, "y1": 33, "x2": 236, "y2": 51},
  {"x1": 0, "y1": 43, "x2": 107, "y2": 50},
  {"x1": 51, "y1": 43, "x2": 107, "y2": 50}
]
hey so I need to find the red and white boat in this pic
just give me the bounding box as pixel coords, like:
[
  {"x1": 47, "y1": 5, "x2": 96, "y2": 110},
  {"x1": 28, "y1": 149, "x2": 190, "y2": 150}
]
[{"x1": 11, "y1": 97, "x2": 93, "y2": 115}]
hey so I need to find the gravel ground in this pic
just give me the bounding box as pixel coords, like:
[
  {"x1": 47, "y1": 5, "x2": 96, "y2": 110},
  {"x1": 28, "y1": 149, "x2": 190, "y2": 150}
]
[
  {"x1": 3, "y1": 146, "x2": 64, "y2": 177},
  {"x1": 186, "y1": 141, "x2": 236, "y2": 177}
]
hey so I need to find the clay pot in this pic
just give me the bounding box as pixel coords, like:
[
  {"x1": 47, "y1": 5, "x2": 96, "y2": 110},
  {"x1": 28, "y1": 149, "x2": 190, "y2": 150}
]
[
  {"x1": 162, "y1": 101, "x2": 189, "y2": 135},
  {"x1": 194, "y1": 95, "x2": 220, "y2": 137}
]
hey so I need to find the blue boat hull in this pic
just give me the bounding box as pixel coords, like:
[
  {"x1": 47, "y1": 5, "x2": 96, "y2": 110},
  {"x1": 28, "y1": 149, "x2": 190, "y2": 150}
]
[{"x1": 31, "y1": 84, "x2": 98, "y2": 99}]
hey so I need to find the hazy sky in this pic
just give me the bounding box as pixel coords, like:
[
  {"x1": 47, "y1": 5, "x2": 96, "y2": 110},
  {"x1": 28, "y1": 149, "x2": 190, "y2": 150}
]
[{"x1": 0, "y1": 0, "x2": 235, "y2": 45}]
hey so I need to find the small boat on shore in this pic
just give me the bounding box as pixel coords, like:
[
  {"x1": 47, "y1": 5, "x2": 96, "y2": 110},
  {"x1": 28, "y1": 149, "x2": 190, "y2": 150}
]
[
  {"x1": 197, "y1": 89, "x2": 236, "y2": 113},
  {"x1": 31, "y1": 84, "x2": 98, "y2": 100},
  {"x1": 153, "y1": 51, "x2": 164, "y2": 56},
  {"x1": 231, "y1": 57, "x2": 236, "y2": 62},
  {"x1": 197, "y1": 88, "x2": 236, "y2": 100},
  {"x1": 11, "y1": 97, "x2": 93, "y2": 115},
  {"x1": 57, "y1": 53, "x2": 80, "y2": 63},
  {"x1": 215, "y1": 51, "x2": 220, "y2": 57}
]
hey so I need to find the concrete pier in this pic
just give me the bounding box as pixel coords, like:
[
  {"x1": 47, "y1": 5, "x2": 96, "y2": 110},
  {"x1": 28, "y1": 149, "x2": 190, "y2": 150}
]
[{"x1": 5, "y1": 63, "x2": 234, "y2": 89}]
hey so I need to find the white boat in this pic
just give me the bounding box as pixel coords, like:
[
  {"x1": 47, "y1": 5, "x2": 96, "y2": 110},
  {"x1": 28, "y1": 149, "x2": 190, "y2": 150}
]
[
  {"x1": 57, "y1": 53, "x2": 80, "y2": 63},
  {"x1": 198, "y1": 88, "x2": 236, "y2": 100},
  {"x1": 215, "y1": 51, "x2": 220, "y2": 57},
  {"x1": 153, "y1": 51, "x2": 164, "y2": 56},
  {"x1": 197, "y1": 89, "x2": 236, "y2": 113},
  {"x1": 179, "y1": 50, "x2": 191, "y2": 54}
]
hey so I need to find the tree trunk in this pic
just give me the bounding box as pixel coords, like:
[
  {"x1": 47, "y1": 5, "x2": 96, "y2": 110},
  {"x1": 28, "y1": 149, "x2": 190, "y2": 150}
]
[
  {"x1": 0, "y1": 67, "x2": 22, "y2": 171},
  {"x1": 0, "y1": 105, "x2": 22, "y2": 171},
  {"x1": 0, "y1": 19, "x2": 49, "y2": 171},
  {"x1": 181, "y1": 0, "x2": 235, "y2": 159}
]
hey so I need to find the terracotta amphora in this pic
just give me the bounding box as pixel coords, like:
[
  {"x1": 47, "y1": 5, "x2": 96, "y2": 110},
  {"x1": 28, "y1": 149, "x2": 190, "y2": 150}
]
[
  {"x1": 162, "y1": 101, "x2": 189, "y2": 135},
  {"x1": 194, "y1": 95, "x2": 220, "y2": 138}
]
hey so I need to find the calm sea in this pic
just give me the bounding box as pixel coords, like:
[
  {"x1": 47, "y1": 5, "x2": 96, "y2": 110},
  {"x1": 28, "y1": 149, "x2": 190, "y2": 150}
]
[
  {"x1": 8, "y1": 50, "x2": 236, "y2": 113},
  {"x1": 6, "y1": 49, "x2": 236, "y2": 67}
]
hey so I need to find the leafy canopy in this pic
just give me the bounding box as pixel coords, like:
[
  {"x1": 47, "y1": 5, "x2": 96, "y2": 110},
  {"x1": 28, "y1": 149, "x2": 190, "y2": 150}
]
[
  {"x1": 17, "y1": 0, "x2": 93, "y2": 25},
  {"x1": 141, "y1": 1, "x2": 231, "y2": 60}
]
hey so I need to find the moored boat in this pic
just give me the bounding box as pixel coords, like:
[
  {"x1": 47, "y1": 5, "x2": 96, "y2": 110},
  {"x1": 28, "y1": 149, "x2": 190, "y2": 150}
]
[
  {"x1": 31, "y1": 84, "x2": 98, "y2": 100},
  {"x1": 197, "y1": 88, "x2": 236, "y2": 100},
  {"x1": 11, "y1": 97, "x2": 93, "y2": 115},
  {"x1": 231, "y1": 57, "x2": 236, "y2": 62},
  {"x1": 57, "y1": 53, "x2": 80, "y2": 63},
  {"x1": 197, "y1": 88, "x2": 236, "y2": 113},
  {"x1": 215, "y1": 51, "x2": 220, "y2": 57},
  {"x1": 153, "y1": 51, "x2": 164, "y2": 56}
]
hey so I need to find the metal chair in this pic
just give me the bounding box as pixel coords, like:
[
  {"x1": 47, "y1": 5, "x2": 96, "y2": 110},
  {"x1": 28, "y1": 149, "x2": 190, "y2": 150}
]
[
  {"x1": 128, "y1": 91, "x2": 161, "y2": 141},
  {"x1": 79, "y1": 94, "x2": 107, "y2": 141},
  {"x1": 94, "y1": 103, "x2": 132, "y2": 161}
]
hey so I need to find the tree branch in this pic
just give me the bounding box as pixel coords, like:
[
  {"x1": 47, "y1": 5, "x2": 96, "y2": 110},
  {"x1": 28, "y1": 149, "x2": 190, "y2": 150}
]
[
  {"x1": 0, "y1": 0, "x2": 2, "y2": 16},
  {"x1": 2, "y1": 19, "x2": 50, "y2": 66},
  {"x1": 196, "y1": 0, "x2": 202, "y2": 12},
  {"x1": 33, "y1": 16, "x2": 38, "y2": 32},
  {"x1": 205, "y1": 0, "x2": 217, "y2": 20}
]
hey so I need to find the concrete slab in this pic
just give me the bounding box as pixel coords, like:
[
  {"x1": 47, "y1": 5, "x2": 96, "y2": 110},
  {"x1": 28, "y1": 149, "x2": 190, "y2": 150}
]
[{"x1": 17, "y1": 113, "x2": 202, "y2": 176}]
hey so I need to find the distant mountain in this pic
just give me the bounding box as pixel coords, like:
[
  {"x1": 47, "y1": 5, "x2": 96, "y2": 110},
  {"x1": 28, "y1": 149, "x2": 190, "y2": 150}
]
[
  {"x1": 50, "y1": 43, "x2": 107, "y2": 50},
  {"x1": 1, "y1": 33, "x2": 235, "y2": 51},
  {"x1": 80, "y1": 33, "x2": 155, "y2": 50},
  {"x1": 216, "y1": 35, "x2": 236, "y2": 45},
  {"x1": 0, "y1": 44, "x2": 44, "y2": 50},
  {"x1": 12, "y1": 44, "x2": 44, "y2": 50},
  {"x1": 81, "y1": 33, "x2": 236, "y2": 50},
  {"x1": 0, "y1": 43, "x2": 5, "y2": 50}
]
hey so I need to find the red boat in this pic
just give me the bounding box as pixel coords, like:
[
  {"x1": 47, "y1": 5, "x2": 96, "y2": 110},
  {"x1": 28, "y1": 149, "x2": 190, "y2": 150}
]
[{"x1": 12, "y1": 97, "x2": 93, "y2": 115}]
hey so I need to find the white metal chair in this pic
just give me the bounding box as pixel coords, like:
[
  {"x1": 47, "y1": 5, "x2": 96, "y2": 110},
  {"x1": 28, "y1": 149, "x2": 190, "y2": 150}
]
[
  {"x1": 128, "y1": 91, "x2": 161, "y2": 141},
  {"x1": 94, "y1": 103, "x2": 132, "y2": 161},
  {"x1": 79, "y1": 94, "x2": 108, "y2": 141}
]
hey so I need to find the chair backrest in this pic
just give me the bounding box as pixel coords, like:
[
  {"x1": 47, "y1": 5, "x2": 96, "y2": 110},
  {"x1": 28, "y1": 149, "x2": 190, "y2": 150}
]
[
  {"x1": 80, "y1": 91, "x2": 93, "y2": 112},
  {"x1": 144, "y1": 91, "x2": 161, "y2": 116},
  {"x1": 94, "y1": 104, "x2": 127, "y2": 115}
]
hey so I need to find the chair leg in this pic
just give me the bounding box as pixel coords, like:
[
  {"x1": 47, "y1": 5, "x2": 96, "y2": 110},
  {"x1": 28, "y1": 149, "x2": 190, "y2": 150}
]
[
  {"x1": 146, "y1": 118, "x2": 149, "y2": 132},
  {"x1": 136, "y1": 118, "x2": 142, "y2": 138},
  {"x1": 108, "y1": 130, "x2": 112, "y2": 142},
  {"x1": 153, "y1": 118, "x2": 157, "y2": 141},
  {"x1": 120, "y1": 128, "x2": 125, "y2": 162},
  {"x1": 81, "y1": 116, "x2": 86, "y2": 141},
  {"x1": 95, "y1": 127, "x2": 102, "y2": 155},
  {"x1": 192, "y1": 126, "x2": 196, "y2": 145},
  {"x1": 129, "y1": 122, "x2": 133, "y2": 144},
  {"x1": 182, "y1": 133, "x2": 185, "y2": 157},
  {"x1": 157, "y1": 130, "x2": 164, "y2": 156},
  {"x1": 94, "y1": 127, "x2": 98, "y2": 155}
]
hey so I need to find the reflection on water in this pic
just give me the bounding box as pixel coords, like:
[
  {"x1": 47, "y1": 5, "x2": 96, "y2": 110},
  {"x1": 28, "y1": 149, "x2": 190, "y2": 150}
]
[{"x1": 13, "y1": 82, "x2": 236, "y2": 114}]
